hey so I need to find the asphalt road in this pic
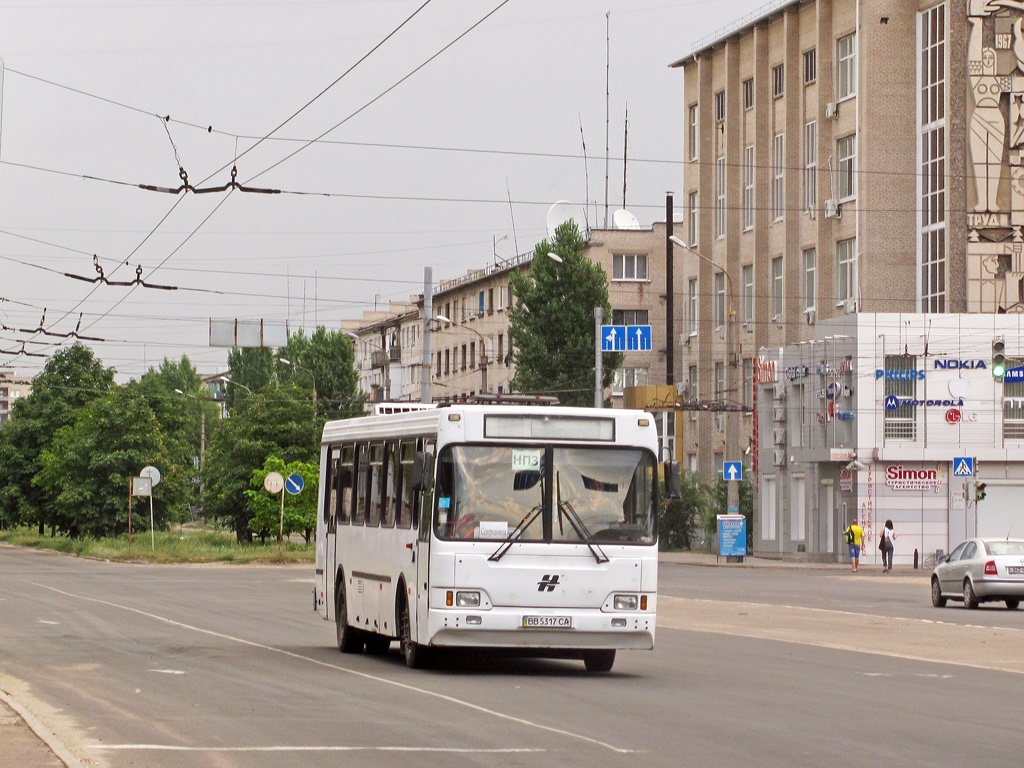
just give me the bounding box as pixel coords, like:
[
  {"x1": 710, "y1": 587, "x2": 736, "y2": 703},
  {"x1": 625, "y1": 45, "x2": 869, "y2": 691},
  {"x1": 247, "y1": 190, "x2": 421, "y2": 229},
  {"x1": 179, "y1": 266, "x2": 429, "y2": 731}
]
[{"x1": 1, "y1": 546, "x2": 1022, "y2": 768}]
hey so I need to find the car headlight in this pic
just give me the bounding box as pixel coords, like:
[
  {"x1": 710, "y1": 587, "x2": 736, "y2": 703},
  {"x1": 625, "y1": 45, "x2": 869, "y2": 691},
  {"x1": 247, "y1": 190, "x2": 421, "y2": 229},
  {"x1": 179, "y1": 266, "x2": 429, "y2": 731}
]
[
  {"x1": 613, "y1": 594, "x2": 638, "y2": 611},
  {"x1": 456, "y1": 591, "x2": 481, "y2": 607}
]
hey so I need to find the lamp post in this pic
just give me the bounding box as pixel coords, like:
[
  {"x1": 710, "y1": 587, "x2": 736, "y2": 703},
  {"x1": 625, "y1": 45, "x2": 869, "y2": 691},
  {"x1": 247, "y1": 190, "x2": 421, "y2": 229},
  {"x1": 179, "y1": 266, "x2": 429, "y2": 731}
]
[
  {"x1": 279, "y1": 357, "x2": 317, "y2": 403},
  {"x1": 669, "y1": 234, "x2": 741, "y2": 519},
  {"x1": 174, "y1": 389, "x2": 206, "y2": 499},
  {"x1": 434, "y1": 314, "x2": 489, "y2": 394}
]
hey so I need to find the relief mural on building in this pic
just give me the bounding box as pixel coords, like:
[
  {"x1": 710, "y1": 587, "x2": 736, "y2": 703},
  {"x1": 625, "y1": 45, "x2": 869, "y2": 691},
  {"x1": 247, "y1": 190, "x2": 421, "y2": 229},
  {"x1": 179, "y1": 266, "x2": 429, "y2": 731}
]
[{"x1": 967, "y1": 0, "x2": 1024, "y2": 312}]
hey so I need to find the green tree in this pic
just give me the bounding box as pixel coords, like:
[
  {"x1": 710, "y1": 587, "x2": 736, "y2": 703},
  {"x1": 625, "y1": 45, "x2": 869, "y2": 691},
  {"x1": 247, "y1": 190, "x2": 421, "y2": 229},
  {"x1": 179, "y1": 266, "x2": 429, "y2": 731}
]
[
  {"x1": 224, "y1": 347, "x2": 274, "y2": 412},
  {"x1": 660, "y1": 469, "x2": 713, "y2": 551},
  {"x1": 201, "y1": 381, "x2": 319, "y2": 540},
  {"x1": 0, "y1": 345, "x2": 115, "y2": 532},
  {"x1": 34, "y1": 385, "x2": 180, "y2": 538},
  {"x1": 507, "y1": 220, "x2": 623, "y2": 406},
  {"x1": 275, "y1": 326, "x2": 363, "y2": 423},
  {"x1": 243, "y1": 456, "x2": 319, "y2": 544}
]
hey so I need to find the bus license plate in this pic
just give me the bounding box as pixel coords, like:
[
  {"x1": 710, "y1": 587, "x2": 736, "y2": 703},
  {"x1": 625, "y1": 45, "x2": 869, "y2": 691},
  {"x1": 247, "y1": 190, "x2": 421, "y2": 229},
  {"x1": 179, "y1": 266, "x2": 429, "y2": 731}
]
[{"x1": 522, "y1": 616, "x2": 571, "y2": 628}]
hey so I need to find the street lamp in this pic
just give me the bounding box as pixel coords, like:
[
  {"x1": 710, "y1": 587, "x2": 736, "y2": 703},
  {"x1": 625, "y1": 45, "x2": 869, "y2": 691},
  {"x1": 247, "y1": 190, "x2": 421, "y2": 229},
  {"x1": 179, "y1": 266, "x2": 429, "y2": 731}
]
[
  {"x1": 219, "y1": 375, "x2": 253, "y2": 396},
  {"x1": 434, "y1": 315, "x2": 489, "y2": 394},
  {"x1": 668, "y1": 234, "x2": 742, "y2": 519},
  {"x1": 279, "y1": 357, "x2": 317, "y2": 403}
]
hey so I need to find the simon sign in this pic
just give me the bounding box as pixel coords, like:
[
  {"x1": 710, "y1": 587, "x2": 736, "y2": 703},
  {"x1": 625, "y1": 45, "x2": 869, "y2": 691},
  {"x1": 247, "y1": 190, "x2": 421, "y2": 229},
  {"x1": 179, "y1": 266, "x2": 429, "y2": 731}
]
[{"x1": 885, "y1": 465, "x2": 943, "y2": 491}]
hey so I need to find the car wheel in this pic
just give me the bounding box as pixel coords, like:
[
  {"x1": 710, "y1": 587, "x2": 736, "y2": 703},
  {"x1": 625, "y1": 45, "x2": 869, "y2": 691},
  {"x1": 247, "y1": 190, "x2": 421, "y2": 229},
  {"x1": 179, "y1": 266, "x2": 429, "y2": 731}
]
[
  {"x1": 963, "y1": 579, "x2": 980, "y2": 610},
  {"x1": 336, "y1": 582, "x2": 365, "y2": 653},
  {"x1": 930, "y1": 578, "x2": 947, "y2": 608},
  {"x1": 583, "y1": 650, "x2": 616, "y2": 673},
  {"x1": 399, "y1": 593, "x2": 430, "y2": 669},
  {"x1": 1006, "y1": 598, "x2": 1020, "y2": 610}
]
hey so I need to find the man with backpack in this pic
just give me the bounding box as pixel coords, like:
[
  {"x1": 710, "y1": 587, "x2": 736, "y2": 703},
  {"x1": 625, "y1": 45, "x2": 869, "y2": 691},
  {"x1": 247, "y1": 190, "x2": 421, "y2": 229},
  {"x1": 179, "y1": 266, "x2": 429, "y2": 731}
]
[{"x1": 844, "y1": 518, "x2": 864, "y2": 572}]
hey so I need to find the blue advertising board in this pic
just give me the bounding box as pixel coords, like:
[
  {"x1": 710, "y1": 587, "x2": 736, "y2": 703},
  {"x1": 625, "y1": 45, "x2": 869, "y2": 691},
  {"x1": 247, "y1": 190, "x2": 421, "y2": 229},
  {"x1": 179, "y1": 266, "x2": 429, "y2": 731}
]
[{"x1": 717, "y1": 515, "x2": 747, "y2": 559}]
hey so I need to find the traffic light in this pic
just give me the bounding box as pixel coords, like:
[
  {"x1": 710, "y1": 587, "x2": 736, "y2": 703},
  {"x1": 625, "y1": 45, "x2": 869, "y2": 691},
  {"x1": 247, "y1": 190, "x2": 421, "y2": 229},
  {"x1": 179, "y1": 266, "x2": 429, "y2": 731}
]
[
  {"x1": 976, "y1": 482, "x2": 987, "y2": 501},
  {"x1": 993, "y1": 337, "x2": 1006, "y2": 381}
]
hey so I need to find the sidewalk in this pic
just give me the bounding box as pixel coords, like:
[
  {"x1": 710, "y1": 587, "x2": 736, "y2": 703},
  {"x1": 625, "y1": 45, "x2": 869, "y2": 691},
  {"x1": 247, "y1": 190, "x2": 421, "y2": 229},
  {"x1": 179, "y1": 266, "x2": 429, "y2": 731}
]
[
  {"x1": 658, "y1": 549, "x2": 928, "y2": 574},
  {"x1": 0, "y1": 693, "x2": 69, "y2": 768}
]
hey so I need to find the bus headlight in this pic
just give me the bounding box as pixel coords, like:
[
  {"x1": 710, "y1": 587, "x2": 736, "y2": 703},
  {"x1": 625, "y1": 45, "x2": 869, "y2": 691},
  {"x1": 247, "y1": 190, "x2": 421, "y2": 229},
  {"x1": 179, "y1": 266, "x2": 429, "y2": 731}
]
[
  {"x1": 613, "y1": 594, "x2": 638, "y2": 611},
  {"x1": 456, "y1": 591, "x2": 481, "y2": 607}
]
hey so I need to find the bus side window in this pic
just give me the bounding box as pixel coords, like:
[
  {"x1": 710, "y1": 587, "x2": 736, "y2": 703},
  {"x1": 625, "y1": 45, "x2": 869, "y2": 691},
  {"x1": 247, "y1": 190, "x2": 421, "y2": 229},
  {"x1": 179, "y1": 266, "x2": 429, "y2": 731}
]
[
  {"x1": 382, "y1": 442, "x2": 398, "y2": 528},
  {"x1": 353, "y1": 443, "x2": 368, "y2": 525},
  {"x1": 325, "y1": 447, "x2": 340, "y2": 531},
  {"x1": 417, "y1": 440, "x2": 435, "y2": 542},
  {"x1": 338, "y1": 444, "x2": 354, "y2": 525},
  {"x1": 367, "y1": 442, "x2": 384, "y2": 527},
  {"x1": 398, "y1": 441, "x2": 415, "y2": 529}
]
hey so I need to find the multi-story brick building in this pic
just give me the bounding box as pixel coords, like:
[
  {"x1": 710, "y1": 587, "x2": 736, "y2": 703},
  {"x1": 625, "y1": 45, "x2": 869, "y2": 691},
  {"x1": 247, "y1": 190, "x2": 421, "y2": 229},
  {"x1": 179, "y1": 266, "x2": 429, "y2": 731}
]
[
  {"x1": 671, "y1": 0, "x2": 1024, "y2": 560},
  {"x1": 0, "y1": 371, "x2": 32, "y2": 425}
]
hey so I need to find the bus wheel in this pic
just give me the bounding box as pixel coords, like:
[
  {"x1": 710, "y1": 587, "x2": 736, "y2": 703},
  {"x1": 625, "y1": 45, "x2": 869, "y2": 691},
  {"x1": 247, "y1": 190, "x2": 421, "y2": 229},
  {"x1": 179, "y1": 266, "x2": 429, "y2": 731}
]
[
  {"x1": 335, "y1": 584, "x2": 364, "y2": 653},
  {"x1": 583, "y1": 650, "x2": 615, "y2": 673},
  {"x1": 399, "y1": 594, "x2": 429, "y2": 669}
]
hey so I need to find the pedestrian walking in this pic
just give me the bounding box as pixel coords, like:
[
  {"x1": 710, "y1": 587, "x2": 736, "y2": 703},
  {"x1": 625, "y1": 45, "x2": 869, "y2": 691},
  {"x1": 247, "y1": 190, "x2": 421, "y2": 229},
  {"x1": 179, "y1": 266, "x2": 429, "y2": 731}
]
[
  {"x1": 844, "y1": 518, "x2": 864, "y2": 572},
  {"x1": 880, "y1": 519, "x2": 897, "y2": 573}
]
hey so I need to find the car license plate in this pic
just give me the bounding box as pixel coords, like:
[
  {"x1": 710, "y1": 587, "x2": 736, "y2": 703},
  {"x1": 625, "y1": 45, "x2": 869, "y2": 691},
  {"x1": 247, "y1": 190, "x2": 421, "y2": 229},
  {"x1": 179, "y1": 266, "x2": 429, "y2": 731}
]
[
  {"x1": 522, "y1": 615, "x2": 571, "y2": 628},
  {"x1": 1007, "y1": 566, "x2": 1024, "y2": 575}
]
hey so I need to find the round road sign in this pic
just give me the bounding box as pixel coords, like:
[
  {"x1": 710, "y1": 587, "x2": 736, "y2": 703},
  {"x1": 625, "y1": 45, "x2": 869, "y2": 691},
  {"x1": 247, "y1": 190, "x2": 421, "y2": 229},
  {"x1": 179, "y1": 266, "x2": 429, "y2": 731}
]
[
  {"x1": 264, "y1": 471, "x2": 284, "y2": 494},
  {"x1": 140, "y1": 465, "x2": 161, "y2": 486},
  {"x1": 285, "y1": 473, "x2": 305, "y2": 495}
]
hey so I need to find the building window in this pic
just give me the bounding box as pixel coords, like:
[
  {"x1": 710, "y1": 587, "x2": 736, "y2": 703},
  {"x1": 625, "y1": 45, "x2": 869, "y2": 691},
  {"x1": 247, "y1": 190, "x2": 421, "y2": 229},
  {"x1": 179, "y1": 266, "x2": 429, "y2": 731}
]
[
  {"x1": 688, "y1": 279, "x2": 698, "y2": 335},
  {"x1": 714, "y1": 272, "x2": 726, "y2": 331},
  {"x1": 804, "y1": 121, "x2": 817, "y2": 211},
  {"x1": 803, "y1": 49, "x2": 817, "y2": 84},
  {"x1": 688, "y1": 104, "x2": 699, "y2": 160},
  {"x1": 688, "y1": 365, "x2": 699, "y2": 401},
  {"x1": 743, "y1": 358, "x2": 754, "y2": 409},
  {"x1": 742, "y1": 264, "x2": 754, "y2": 325},
  {"x1": 771, "y1": 257, "x2": 784, "y2": 320},
  {"x1": 883, "y1": 354, "x2": 918, "y2": 440},
  {"x1": 743, "y1": 145, "x2": 754, "y2": 230},
  {"x1": 688, "y1": 191, "x2": 698, "y2": 246},
  {"x1": 773, "y1": 133, "x2": 784, "y2": 220},
  {"x1": 837, "y1": 33, "x2": 857, "y2": 99},
  {"x1": 743, "y1": 77, "x2": 754, "y2": 110},
  {"x1": 837, "y1": 135, "x2": 856, "y2": 200},
  {"x1": 612, "y1": 309, "x2": 649, "y2": 325},
  {"x1": 920, "y1": 3, "x2": 946, "y2": 314},
  {"x1": 714, "y1": 90, "x2": 726, "y2": 122},
  {"x1": 715, "y1": 362, "x2": 725, "y2": 400},
  {"x1": 613, "y1": 367, "x2": 649, "y2": 395},
  {"x1": 837, "y1": 238, "x2": 858, "y2": 303},
  {"x1": 772, "y1": 64, "x2": 784, "y2": 98},
  {"x1": 803, "y1": 248, "x2": 816, "y2": 312},
  {"x1": 613, "y1": 253, "x2": 648, "y2": 281},
  {"x1": 716, "y1": 156, "x2": 726, "y2": 237}
]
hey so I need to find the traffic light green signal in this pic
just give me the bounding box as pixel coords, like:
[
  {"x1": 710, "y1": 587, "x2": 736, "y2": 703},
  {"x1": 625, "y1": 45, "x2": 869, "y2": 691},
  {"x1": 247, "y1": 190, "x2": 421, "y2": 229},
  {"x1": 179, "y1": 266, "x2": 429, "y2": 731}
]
[
  {"x1": 976, "y1": 482, "x2": 987, "y2": 501},
  {"x1": 993, "y1": 338, "x2": 1006, "y2": 381}
]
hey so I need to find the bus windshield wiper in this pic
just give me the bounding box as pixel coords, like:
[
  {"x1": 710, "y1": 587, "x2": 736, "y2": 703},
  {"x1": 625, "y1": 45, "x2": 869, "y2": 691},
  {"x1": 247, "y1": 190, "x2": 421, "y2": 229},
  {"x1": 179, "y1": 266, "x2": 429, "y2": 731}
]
[
  {"x1": 488, "y1": 504, "x2": 542, "y2": 562},
  {"x1": 556, "y1": 473, "x2": 609, "y2": 564}
]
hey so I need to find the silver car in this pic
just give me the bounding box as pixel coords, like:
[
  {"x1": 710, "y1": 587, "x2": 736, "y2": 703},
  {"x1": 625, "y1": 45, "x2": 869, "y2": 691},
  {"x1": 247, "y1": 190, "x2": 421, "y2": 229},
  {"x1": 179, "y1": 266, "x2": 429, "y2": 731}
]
[{"x1": 931, "y1": 538, "x2": 1024, "y2": 610}]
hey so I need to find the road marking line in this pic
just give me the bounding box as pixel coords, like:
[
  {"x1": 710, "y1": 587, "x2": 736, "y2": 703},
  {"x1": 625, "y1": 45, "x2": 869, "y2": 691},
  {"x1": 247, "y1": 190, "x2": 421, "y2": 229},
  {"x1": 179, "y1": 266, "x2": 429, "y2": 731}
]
[
  {"x1": 148, "y1": 669, "x2": 185, "y2": 675},
  {"x1": 28, "y1": 581, "x2": 635, "y2": 754}
]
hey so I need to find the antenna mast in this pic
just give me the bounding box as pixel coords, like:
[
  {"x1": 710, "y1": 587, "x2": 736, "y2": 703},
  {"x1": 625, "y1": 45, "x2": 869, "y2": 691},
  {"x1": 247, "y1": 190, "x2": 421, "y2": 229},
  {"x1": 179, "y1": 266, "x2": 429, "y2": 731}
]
[
  {"x1": 603, "y1": 11, "x2": 610, "y2": 230},
  {"x1": 622, "y1": 104, "x2": 628, "y2": 209}
]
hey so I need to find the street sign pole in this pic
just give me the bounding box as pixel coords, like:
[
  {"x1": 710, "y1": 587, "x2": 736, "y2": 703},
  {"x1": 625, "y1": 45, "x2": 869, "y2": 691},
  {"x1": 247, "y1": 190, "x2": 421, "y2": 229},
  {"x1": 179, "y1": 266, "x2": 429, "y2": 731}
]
[
  {"x1": 594, "y1": 307, "x2": 603, "y2": 408},
  {"x1": 279, "y1": 489, "x2": 286, "y2": 548}
]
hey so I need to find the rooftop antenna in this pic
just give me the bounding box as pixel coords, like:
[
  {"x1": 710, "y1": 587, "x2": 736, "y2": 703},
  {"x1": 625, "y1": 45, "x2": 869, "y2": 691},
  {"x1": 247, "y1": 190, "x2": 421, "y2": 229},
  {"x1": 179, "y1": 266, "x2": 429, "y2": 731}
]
[
  {"x1": 622, "y1": 103, "x2": 628, "y2": 210},
  {"x1": 506, "y1": 179, "x2": 519, "y2": 255},
  {"x1": 578, "y1": 113, "x2": 591, "y2": 233},
  {"x1": 604, "y1": 11, "x2": 610, "y2": 229}
]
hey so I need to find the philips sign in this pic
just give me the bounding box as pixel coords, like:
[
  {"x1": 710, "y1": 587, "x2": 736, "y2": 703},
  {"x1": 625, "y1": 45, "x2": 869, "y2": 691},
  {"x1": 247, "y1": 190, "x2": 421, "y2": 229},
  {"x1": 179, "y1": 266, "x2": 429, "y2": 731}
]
[
  {"x1": 933, "y1": 360, "x2": 987, "y2": 370},
  {"x1": 875, "y1": 369, "x2": 925, "y2": 381}
]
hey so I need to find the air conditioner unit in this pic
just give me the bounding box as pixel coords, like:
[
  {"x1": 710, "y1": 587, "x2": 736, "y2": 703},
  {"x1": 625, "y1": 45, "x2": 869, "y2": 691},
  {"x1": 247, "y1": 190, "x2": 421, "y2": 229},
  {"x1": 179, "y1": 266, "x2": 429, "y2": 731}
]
[
  {"x1": 773, "y1": 406, "x2": 786, "y2": 422},
  {"x1": 675, "y1": 381, "x2": 690, "y2": 397},
  {"x1": 772, "y1": 427, "x2": 787, "y2": 444},
  {"x1": 843, "y1": 298, "x2": 858, "y2": 313},
  {"x1": 743, "y1": 320, "x2": 753, "y2": 332},
  {"x1": 825, "y1": 102, "x2": 839, "y2": 118},
  {"x1": 824, "y1": 199, "x2": 841, "y2": 219},
  {"x1": 773, "y1": 449, "x2": 787, "y2": 467},
  {"x1": 772, "y1": 314, "x2": 784, "y2": 328},
  {"x1": 805, "y1": 309, "x2": 816, "y2": 325}
]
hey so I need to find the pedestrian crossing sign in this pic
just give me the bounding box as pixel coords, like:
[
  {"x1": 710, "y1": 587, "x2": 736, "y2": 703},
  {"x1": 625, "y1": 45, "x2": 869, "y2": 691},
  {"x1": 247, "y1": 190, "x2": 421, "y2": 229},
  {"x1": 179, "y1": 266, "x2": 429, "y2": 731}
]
[{"x1": 952, "y1": 457, "x2": 974, "y2": 477}]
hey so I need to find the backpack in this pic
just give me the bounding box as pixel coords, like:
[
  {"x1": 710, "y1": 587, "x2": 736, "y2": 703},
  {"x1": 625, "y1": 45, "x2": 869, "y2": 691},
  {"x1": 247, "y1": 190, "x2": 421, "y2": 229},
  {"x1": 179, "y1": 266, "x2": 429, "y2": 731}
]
[{"x1": 844, "y1": 528, "x2": 855, "y2": 545}]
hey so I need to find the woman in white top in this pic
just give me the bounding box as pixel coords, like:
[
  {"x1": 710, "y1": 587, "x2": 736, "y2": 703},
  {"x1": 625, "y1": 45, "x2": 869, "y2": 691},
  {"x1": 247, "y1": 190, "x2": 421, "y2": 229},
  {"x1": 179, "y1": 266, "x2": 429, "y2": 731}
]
[{"x1": 880, "y1": 520, "x2": 897, "y2": 573}]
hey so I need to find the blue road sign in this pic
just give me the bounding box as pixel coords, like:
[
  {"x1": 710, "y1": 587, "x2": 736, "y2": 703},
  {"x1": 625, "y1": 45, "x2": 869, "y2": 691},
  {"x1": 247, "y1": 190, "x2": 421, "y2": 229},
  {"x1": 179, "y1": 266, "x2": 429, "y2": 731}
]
[
  {"x1": 600, "y1": 325, "x2": 627, "y2": 351},
  {"x1": 952, "y1": 457, "x2": 974, "y2": 477},
  {"x1": 285, "y1": 473, "x2": 305, "y2": 495},
  {"x1": 723, "y1": 461, "x2": 743, "y2": 481},
  {"x1": 626, "y1": 324, "x2": 653, "y2": 351}
]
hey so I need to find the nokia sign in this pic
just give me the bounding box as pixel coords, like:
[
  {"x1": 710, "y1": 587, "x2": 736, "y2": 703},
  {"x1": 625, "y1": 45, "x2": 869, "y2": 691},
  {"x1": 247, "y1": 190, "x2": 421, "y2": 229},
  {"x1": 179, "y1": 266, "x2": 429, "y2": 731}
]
[{"x1": 933, "y1": 360, "x2": 987, "y2": 370}]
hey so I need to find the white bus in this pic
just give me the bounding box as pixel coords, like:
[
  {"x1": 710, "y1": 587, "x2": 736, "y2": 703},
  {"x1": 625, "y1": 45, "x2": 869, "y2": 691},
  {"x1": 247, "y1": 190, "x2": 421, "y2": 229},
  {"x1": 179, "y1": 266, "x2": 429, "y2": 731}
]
[{"x1": 313, "y1": 402, "x2": 660, "y2": 672}]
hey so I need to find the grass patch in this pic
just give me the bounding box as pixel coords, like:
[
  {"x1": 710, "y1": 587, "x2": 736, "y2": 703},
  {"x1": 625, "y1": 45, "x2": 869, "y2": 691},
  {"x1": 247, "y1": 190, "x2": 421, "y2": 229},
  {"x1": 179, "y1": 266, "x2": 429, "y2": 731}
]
[{"x1": 0, "y1": 526, "x2": 314, "y2": 564}]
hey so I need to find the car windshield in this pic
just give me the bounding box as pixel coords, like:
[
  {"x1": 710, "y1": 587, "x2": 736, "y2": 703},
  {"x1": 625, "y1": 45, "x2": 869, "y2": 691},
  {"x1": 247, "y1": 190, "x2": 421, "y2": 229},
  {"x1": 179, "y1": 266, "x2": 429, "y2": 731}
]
[
  {"x1": 985, "y1": 540, "x2": 1024, "y2": 556},
  {"x1": 433, "y1": 444, "x2": 656, "y2": 544}
]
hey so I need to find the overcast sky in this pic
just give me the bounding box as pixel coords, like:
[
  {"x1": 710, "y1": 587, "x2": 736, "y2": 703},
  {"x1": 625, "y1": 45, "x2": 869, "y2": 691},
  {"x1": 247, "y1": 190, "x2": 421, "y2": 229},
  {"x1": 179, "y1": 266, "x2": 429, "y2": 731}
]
[{"x1": 0, "y1": 0, "x2": 767, "y2": 382}]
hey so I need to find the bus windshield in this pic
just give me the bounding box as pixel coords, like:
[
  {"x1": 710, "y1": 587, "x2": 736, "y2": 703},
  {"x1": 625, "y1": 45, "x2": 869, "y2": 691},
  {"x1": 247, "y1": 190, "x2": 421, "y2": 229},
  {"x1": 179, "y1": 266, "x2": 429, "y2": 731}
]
[{"x1": 434, "y1": 444, "x2": 656, "y2": 544}]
